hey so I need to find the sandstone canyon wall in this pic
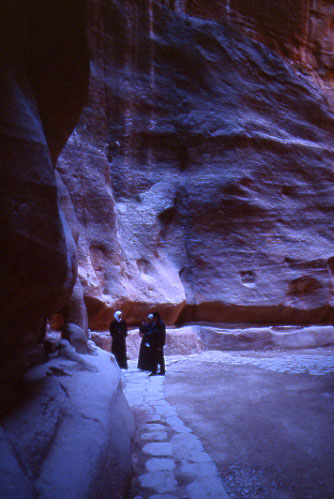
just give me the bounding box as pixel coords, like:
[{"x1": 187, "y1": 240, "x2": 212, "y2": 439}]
[
  {"x1": 1, "y1": 1, "x2": 333, "y2": 495},
  {"x1": 0, "y1": 1, "x2": 89, "y2": 410},
  {"x1": 57, "y1": 0, "x2": 334, "y2": 331},
  {"x1": 0, "y1": 4, "x2": 135, "y2": 497}
]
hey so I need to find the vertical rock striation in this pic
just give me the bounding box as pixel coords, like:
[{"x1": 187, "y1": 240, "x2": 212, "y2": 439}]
[{"x1": 175, "y1": 0, "x2": 334, "y2": 110}]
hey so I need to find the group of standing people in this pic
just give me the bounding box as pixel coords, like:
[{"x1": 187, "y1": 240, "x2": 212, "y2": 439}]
[{"x1": 109, "y1": 310, "x2": 166, "y2": 376}]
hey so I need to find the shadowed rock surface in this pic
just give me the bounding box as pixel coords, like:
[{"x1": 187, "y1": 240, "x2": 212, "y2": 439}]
[
  {"x1": 0, "y1": 0, "x2": 89, "y2": 411},
  {"x1": 0, "y1": 3, "x2": 135, "y2": 498}
]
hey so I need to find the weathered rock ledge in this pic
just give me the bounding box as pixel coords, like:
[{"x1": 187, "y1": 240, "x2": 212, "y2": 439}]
[
  {"x1": 0, "y1": 347, "x2": 134, "y2": 499},
  {"x1": 91, "y1": 324, "x2": 334, "y2": 360}
]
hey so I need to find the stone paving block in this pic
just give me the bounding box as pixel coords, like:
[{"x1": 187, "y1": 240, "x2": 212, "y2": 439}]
[
  {"x1": 146, "y1": 418, "x2": 167, "y2": 426},
  {"x1": 146, "y1": 393, "x2": 165, "y2": 402},
  {"x1": 148, "y1": 377, "x2": 165, "y2": 385},
  {"x1": 180, "y1": 460, "x2": 218, "y2": 478},
  {"x1": 155, "y1": 408, "x2": 178, "y2": 419},
  {"x1": 149, "y1": 495, "x2": 178, "y2": 499},
  {"x1": 171, "y1": 433, "x2": 212, "y2": 463},
  {"x1": 142, "y1": 431, "x2": 168, "y2": 441},
  {"x1": 125, "y1": 384, "x2": 142, "y2": 390},
  {"x1": 165, "y1": 416, "x2": 192, "y2": 433},
  {"x1": 143, "y1": 423, "x2": 167, "y2": 432},
  {"x1": 143, "y1": 411, "x2": 160, "y2": 421},
  {"x1": 153, "y1": 401, "x2": 176, "y2": 414},
  {"x1": 171, "y1": 433, "x2": 203, "y2": 448},
  {"x1": 143, "y1": 442, "x2": 173, "y2": 457},
  {"x1": 186, "y1": 477, "x2": 229, "y2": 499},
  {"x1": 139, "y1": 471, "x2": 177, "y2": 493},
  {"x1": 178, "y1": 447, "x2": 212, "y2": 463},
  {"x1": 146, "y1": 457, "x2": 176, "y2": 472}
]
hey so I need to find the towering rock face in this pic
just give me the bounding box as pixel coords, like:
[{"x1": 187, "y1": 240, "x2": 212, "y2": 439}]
[
  {"x1": 173, "y1": 0, "x2": 334, "y2": 109},
  {"x1": 0, "y1": 1, "x2": 89, "y2": 409},
  {"x1": 57, "y1": 0, "x2": 334, "y2": 330},
  {"x1": 0, "y1": 6, "x2": 136, "y2": 498}
]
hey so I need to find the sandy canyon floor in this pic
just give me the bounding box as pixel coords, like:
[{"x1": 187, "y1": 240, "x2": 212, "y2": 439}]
[{"x1": 124, "y1": 347, "x2": 334, "y2": 499}]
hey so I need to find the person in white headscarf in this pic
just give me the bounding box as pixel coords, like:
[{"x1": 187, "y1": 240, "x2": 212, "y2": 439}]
[{"x1": 109, "y1": 310, "x2": 128, "y2": 369}]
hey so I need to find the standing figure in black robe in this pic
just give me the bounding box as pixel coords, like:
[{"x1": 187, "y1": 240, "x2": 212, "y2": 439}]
[
  {"x1": 137, "y1": 315, "x2": 153, "y2": 371},
  {"x1": 110, "y1": 310, "x2": 128, "y2": 369},
  {"x1": 149, "y1": 312, "x2": 166, "y2": 376}
]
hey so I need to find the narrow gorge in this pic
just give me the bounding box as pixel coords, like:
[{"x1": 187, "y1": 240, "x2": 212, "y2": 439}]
[{"x1": 1, "y1": 1, "x2": 334, "y2": 497}]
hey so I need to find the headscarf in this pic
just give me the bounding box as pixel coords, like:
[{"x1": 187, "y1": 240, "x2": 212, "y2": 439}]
[{"x1": 114, "y1": 310, "x2": 122, "y2": 322}]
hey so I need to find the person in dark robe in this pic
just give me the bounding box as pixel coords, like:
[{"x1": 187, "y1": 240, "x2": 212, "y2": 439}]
[
  {"x1": 110, "y1": 310, "x2": 128, "y2": 369},
  {"x1": 137, "y1": 315, "x2": 153, "y2": 371},
  {"x1": 148, "y1": 312, "x2": 166, "y2": 376}
]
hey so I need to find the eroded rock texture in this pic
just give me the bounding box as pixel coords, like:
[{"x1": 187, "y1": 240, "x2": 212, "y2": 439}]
[
  {"x1": 0, "y1": 1, "x2": 89, "y2": 409},
  {"x1": 0, "y1": 4, "x2": 137, "y2": 497},
  {"x1": 0, "y1": 350, "x2": 134, "y2": 499},
  {"x1": 57, "y1": 0, "x2": 334, "y2": 330},
  {"x1": 174, "y1": 0, "x2": 334, "y2": 109}
]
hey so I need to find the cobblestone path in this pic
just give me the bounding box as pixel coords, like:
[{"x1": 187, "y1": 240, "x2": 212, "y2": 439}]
[{"x1": 123, "y1": 359, "x2": 228, "y2": 499}]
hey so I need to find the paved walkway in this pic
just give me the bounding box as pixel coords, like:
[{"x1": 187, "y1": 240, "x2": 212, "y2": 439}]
[
  {"x1": 123, "y1": 348, "x2": 334, "y2": 498},
  {"x1": 123, "y1": 359, "x2": 229, "y2": 499}
]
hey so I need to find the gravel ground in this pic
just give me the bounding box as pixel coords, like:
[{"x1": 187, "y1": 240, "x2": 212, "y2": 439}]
[
  {"x1": 165, "y1": 348, "x2": 334, "y2": 498},
  {"x1": 124, "y1": 347, "x2": 334, "y2": 498}
]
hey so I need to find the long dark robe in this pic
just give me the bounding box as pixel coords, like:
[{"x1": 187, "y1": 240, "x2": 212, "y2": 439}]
[
  {"x1": 137, "y1": 323, "x2": 152, "y2": 371},
  {"x1": 110, "y1": 318, "x2": 128, "y2": 369},
  {"x1": 150, "y1": 319, "x2": 166, "y2": 374}
]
